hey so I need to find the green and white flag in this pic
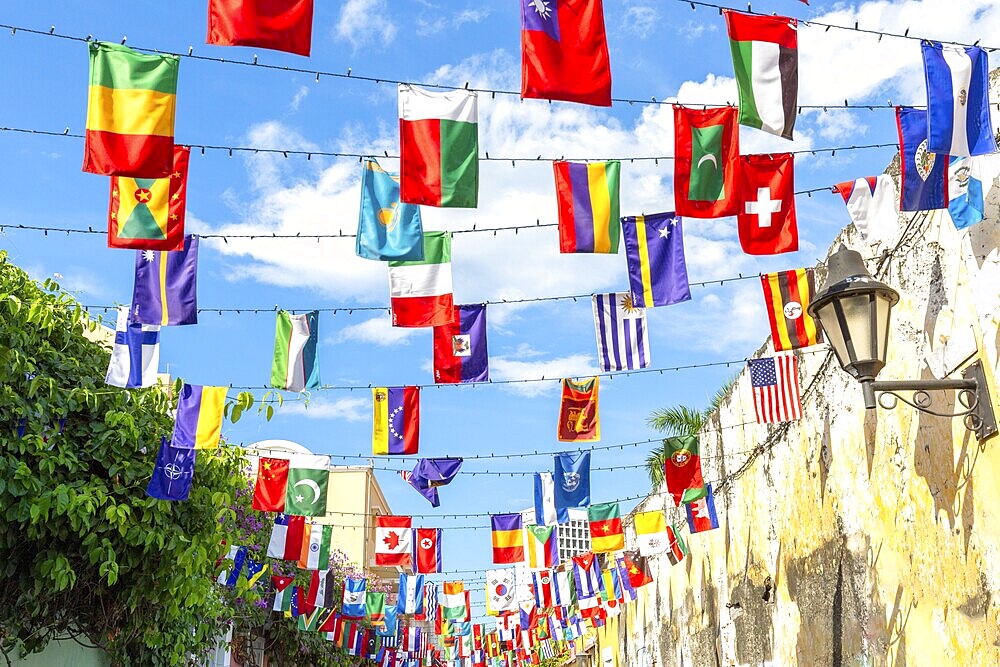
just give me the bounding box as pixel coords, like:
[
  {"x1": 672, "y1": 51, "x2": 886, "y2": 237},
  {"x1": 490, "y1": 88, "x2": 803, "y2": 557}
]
[
  {"x1": 285, "y1": 454, "x2": 329, "y2": 517},
  {"x1": 271, "y1": 310, "x2": 320, "y2": 391},
  {"x1": 300, "y1": 523, "x2": 333, "y2": 569},
  {"x1": 723, "y1": 10, "x2": 798, "y2": 140}
]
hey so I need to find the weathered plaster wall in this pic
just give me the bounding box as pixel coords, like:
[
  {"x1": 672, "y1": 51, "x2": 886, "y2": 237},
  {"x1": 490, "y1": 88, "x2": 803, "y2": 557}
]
[{"x1": 616, "y1": 154, "x2": 1000, "y2": 665}]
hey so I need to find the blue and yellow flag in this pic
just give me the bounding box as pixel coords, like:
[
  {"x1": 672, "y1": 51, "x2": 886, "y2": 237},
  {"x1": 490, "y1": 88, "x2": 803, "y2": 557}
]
[
  {"x1": 356, "y1": 158, "x2": 424, "y2": 261},
  {"x1": 621, "y1": 212, "x2": 691, "y2": 308}
]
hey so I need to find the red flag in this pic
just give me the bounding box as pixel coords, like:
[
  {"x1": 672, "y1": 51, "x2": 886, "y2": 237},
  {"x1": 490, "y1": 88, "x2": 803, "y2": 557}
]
[
  {"x1": 206, "y1": 0, "x2": 314, "y2": 56},
  {"x1": 108, "y1": 145, "x2": 189, "y2": 250},
  {"x1": 415, "y1": 527, "x2": 443, "y2": 574},
  {"x1": 375, "y1": 515, "x2": 412, "y2": 568},
  {"x1": 674, "y1": 106, "x2": 740, "y2": 218},
  {"x1": 622, "y1": 550, "x2": 653, "y2": 588},
  {"x1": 252, "y1": 457, "x2": 289, "y2": 511},
  {"x1": 557, "y1": 377, "x2": 600, "y2": 442},
  {"x1": 520, "y1": 0, "x2": 612, "y2": 106},
  {"x1": 737, "y1": 153, "x2": 798, "y2": 255}
]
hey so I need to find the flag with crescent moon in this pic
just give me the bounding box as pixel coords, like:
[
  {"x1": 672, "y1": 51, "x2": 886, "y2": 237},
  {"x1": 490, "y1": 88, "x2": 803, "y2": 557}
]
[
  {"x1": 673, "y1": 105, "x2": 740, "y2": 218},
  {"x1": 284, "y1": 454, "x2": 329, "y2": 516}
]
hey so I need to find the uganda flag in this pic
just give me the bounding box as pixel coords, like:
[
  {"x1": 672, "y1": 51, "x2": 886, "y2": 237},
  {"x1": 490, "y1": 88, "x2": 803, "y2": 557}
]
[
  {"x1": 83, "y1": 42, "x2": 178, "y2": 178},
  {"x1": 760, "y1": 269, "x2": 823, "y2": 351},
  {"x1": 108, "y1": 145, "x2": 189, "y2": 250}
]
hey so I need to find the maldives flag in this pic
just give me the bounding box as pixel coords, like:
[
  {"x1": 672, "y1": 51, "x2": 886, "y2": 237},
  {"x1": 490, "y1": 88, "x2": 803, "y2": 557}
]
[
  {"x1": 737, "y1": 153, "x2": 797, "y2": 255},
  {"x1": 520, "y1": 0, "x2": 611, "y2": 106},
  {"x1": 253, "y1": 457, "x2": 289, "y2": 511},
  {"x1": 663, "y1": 434, "x2": 706, "y2": 507},
  {"x1": 433, "y1": 304, "x2": 489, "y2": 383},
  {"x1": 399, "y1": 85, "x2": 478, "y2": 208},
  {"x1": 415, "y1": 527, "x2": 443, "y2": 574},
  {"x1": 375, "y1": 515, "x2": 412, "y2": 568},
  {"x1": 389, "y1": 232, "x2": 456, "y2": 327},
  {"x1": 206, "y1": 0, "x2": 314, "y2": 56},
  {"x1": 674, "y1": 106, "x2": 740, "y2": 218}
]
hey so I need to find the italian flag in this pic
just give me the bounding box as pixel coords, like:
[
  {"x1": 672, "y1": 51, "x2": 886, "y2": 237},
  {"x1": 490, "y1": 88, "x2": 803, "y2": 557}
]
[
  {"x1": 723, "y1": 10, "x2": 798, "y2": 140},
  {"x1": 399, "y1": 85, "x2": 478, "y2": 208},
  {"x1": 389, "y1": 232, "x2": 456, "y2": 327}
]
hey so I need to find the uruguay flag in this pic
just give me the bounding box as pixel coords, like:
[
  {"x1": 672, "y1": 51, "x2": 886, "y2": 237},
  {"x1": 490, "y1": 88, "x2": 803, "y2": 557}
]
[{"x1": 922, "y1": 42, "x2": 997, "y2": 157}]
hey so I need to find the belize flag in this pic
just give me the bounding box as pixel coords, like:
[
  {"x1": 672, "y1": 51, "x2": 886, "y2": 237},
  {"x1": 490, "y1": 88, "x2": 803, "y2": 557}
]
[
  {"x1": 896, "y1": 106, "x2": 949, "y2": 212},
  {"x1": 433, "y1": 305, "x2": 489, "y2": 383},
  {"x1": 922, "y1": 42, "x2": 997, "y2": 157}
]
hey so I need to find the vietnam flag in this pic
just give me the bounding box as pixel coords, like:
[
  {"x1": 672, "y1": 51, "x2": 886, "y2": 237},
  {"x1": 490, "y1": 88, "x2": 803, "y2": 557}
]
[
  {"x1": 399, "y1": 85, "x2": 478, "y2": 208},
  {"x1": 83, "y1": 42, "x2": 178, "y2": 178},
  {"x1": 520, "y1": 0, "x2": 612, "y2": 106},
  {"x1": 252, "y1": 457, "x2": 289, "y2": 511},
  {"x1": 674, "y1": 106, "x2": 740, "y2": 218},
  {"x1": 207, "y1": 0, "x2": 314, "y2": 56}
]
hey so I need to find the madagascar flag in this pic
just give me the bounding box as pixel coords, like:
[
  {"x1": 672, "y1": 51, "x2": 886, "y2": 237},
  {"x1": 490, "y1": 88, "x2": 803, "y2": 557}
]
[
  {"x1": 372, "y1": 386, "x2": 419, "y2": 455},
  {"x1": 760, "y1": 269, "x2": 823, "y2": 351},
  {"x1": 84, "y1": 42, "x2": 178, "y2": 178},
  {"x1": 108, "y1": 144, "x2": 189, "y2": 250},
  {"x1": 586, "y1": 502, "x2": 623, "y2": 552},
  {"x1": 553, "y1": 160, "x2": 620, "y2": 253},
  {"x1": 399, "y1": 85, "x2": 478, "y2": 208},
  {"x1": 490, "y1": 514, "x2": 524, "y2": 564},
  {"x1": 673, "y1": 106, "x2": 739, "y2": 218},
  {"x1": 663, "y1": 434, "x2": 706, "y2": 507}
]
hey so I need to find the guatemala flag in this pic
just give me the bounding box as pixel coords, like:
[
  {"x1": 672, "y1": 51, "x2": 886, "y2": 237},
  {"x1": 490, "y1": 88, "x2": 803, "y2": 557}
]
[
  {"x1": 948, "y1": 157, "x2": 986, "y2": 230},
  {"x1": 356, "y1": 158, "x2": 424, "y2": 261},
  {"x1": 922, "y1": 42, "x2": 997, "y2": 157}
]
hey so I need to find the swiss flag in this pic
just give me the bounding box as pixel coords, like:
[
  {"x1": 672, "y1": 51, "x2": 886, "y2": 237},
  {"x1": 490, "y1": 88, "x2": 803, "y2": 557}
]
[
  {"x1": 737, "y1": 153, "x2": 798, "y2": 255},
  {"x1": 415, "y1": 527, "x2": 442, "y2": 574},
  {"x1": 375, "y1": 515, "x2": 412, "y2": 567}
]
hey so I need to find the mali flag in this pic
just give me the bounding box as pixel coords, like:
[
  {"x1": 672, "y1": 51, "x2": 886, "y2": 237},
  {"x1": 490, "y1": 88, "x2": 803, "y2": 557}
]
[
  {"x1": 553, "y1": 160, "x2": 620, "y2": 254},
  {"x1": 108, "y1": 144, "x2": 189, "y2": 250},
  {"x1": 586, "y1": 502, "x2": 623, "y2": 553},
  {"x1": 84, "y1": 41, "x2": 178, "y2": 178}
]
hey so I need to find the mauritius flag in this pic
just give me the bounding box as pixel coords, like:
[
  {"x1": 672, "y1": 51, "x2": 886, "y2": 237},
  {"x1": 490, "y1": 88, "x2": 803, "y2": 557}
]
[
  {"x1": 372, "y1": 386, "x2": 420, "y2": 455},
  {"x1": 399, "y1": 85, "x2": 478, "y2": 208},
  {"x1": 389, "y1": 232, "x2": 455, "y2": 327},
  {"x1": 84, "y1": 42, "x2": 178, "y2": 177},
  {"x1": 553, "y1": 160, "x2": 620, "y2": 253},
  {"x1": 433, "y1": 304, "x2": 489, "y2": 383}
]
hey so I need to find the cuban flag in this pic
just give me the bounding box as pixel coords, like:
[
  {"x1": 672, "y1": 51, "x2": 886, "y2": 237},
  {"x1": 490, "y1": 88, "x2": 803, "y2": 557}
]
[
  {"x1": 105, "y1": 305, "x2": 160, "y2": 388},
  {"x1": 922, "y1": 42, "x2": 997, "y2": 157}
]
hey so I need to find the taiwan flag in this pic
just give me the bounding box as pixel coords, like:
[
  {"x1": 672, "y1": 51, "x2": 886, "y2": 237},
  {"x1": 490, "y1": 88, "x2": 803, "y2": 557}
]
[{"x1": 520, "y1": 0, "x2": 612, "y2": 106}]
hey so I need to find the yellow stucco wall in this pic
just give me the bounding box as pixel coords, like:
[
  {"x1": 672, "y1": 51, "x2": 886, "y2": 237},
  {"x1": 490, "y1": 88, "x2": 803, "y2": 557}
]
[{"x1": 618, "y1": 157, "x2": 1000, "y2": 666}]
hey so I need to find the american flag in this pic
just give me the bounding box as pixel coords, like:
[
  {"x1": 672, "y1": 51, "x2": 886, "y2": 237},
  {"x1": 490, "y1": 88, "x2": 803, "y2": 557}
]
[{"x1": 749, "y1": 355, "x2": 801, "y2": 423}]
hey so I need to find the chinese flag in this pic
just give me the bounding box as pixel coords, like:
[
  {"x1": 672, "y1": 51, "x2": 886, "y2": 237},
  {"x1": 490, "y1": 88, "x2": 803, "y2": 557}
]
[
  {"x1": 737, "y1": 153, "x2": 798, "y2": 255},
  {"x1": 207, "y1": 0, "x2": 314, "y2": 57},
  {"x1": 252, "y1": 457, "x2": 289, "y2": 511},
  {"x1": 520, "y1": 0, "x2": 612, "y2": 106}
]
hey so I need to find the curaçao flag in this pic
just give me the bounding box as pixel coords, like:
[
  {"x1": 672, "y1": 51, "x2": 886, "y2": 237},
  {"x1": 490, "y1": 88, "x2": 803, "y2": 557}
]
[
  {"x1": 723, "y1": 11, "x2": 797, "y2": 140},
  {"x1": 131, "y1": 235, "x2": 199, "y2": 326},
  {"x1": 271, "y1": 310, "x2": 320, "y2": 391},
  {"x1": 621, "y1": 213, "x2": 691, "y2": 308},
  {"x1": 171, "y1": 383, "x2": 227, "y2": 449},
  {"x1": 84, "y1": 42, "x2": 178, "y2": 177},
  {"x1": 357, "y1": 158, "x2": 425, "y2": 261},
  {"x1": 389, "y1": 232, "x2": 455, "y2": 327},
  {"x1": 399, "y1": 85, "x2": 478, "y2": 208},
  {"x1": 922, "y1": 42, "x2": 997, "y2": 157},
  {"x1": 433, "y1": 304, "x2": 489, "y2": 383},
  {"x1": 372, "y1": 386, "x2": 420, "y2": 455},
  {"x1": 108, "y1": 145, "x2": 189, "y2": 250},
  {"x1": 553, "y1": 160, "x2": 620, "y2": 253}
]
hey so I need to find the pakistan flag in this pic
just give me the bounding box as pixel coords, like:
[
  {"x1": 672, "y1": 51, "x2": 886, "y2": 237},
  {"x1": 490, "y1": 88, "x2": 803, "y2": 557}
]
[{"x1": 284, "y1": 454, "x2": 330, "y2": 517}]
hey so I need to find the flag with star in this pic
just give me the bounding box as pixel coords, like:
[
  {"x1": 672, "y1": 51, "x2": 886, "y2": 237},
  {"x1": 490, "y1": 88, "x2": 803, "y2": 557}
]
[
  {"x1": 622, "y1": 550, "x2": 653, "y2": 588},
  {"x1": 685, "y1": 483, "x2": 720, "y2": 533},
  {"x1": 587, "y1": 502, "x2": 624, "y2": 552},
  {"x1": 131, "y1": 235, "x2": 199, "y2": 326},
  {"x1": 108, "y1": 145, "x2": 189, "y2": 250},
  {"x1": 145, "y1": 436, "x2": 195, "y2": 501},
  {"x1": 621, "y1": 212, "x2": 691, "y2": 308}
]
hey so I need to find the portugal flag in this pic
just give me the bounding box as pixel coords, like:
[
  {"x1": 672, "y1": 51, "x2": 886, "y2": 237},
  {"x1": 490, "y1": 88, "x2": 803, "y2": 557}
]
[
  {"x1": 662, "y1": 434, "x2": 706, "y2": 507},
  {"x1": 673, "y1": 106, "x2": 739, "y2": 218},
  {"x1": 109, "y1": 145, "x2": 189, "y2": 250}
]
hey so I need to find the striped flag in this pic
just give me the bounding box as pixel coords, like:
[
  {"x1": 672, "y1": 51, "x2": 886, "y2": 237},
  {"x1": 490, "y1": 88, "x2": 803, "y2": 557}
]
[
  {"x1": 760, "y1": 269, "x2": 823, "y2": 351},
  {"x1": 592, "y1": 292, "x2": 650, "y2": 371},
  {"x1": 749, "y1": 355, "x2": 801, "y2": 423}
]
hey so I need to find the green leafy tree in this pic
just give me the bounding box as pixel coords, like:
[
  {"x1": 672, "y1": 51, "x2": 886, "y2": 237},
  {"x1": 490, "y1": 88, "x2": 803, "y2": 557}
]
[{"x1": 0, "y1": 252, "x2": 248, "y2": 666}]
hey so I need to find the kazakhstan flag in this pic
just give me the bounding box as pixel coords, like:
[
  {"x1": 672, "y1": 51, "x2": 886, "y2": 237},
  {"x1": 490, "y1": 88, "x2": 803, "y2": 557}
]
[{"x1": 356, "y1": 159, "x2": 424, "y2": 261}]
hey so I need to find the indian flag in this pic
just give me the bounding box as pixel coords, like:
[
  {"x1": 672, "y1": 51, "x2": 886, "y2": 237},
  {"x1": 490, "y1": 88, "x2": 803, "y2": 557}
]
[
  {"x1": 84, "y1": 42, "x2": 178, "y2": 177},
  {"x1": 299, "y1": 523, "x2": 333, "y2": 569},
  {"x1": 723, "y1": 10, "x2": 798, "y2": 140},
  {"x1": 388, "y1": 232, "x2": 455, "y2": 327},
  {"x1": 399, "y1": 85, "x2": 478, "y2": 208}
]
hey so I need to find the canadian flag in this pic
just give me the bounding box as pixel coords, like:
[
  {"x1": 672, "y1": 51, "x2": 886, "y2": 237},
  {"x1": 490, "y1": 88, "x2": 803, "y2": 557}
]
[
  {"x1": 375, "y1": 515, "x2": 412, "y2": 567},
  {"x1": 737, "y1": 153, "x2": 798, "y2": 255}
]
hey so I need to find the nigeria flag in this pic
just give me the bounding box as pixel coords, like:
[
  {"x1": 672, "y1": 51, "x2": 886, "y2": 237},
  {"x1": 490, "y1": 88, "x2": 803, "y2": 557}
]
[{"x1": 724, "y1": 10, "x2": 798, "y2": 140}]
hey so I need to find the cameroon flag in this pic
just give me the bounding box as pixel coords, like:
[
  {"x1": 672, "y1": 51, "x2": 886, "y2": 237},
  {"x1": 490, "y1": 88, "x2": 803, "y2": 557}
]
[
  {"x1": 587, "y1": 502, "x2": 624, "y2": 553},
  {"x1": 84, "y1": 41, "x2": 178, "y2": 178},
  {"x1": 108, "y1": 145, "x2": 188, "y2": 250}
]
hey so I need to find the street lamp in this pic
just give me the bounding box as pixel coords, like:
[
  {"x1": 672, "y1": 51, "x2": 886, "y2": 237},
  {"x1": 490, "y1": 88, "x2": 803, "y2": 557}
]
[{"x1": 808, "y1": 244, "x2": 996, "y2": 441}]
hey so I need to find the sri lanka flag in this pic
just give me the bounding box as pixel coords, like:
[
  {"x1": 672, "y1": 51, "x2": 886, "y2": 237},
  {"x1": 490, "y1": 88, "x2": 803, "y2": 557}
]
[
  {"x1": 433, "y1": 304, "x2": 489, "y2": 383},
  {"x1": 554, "y1": 160, "x2": 620, "y2": 253},
  {"x1": 399, "y1": 85, "x2": 478, "y2": 208},
  {"x1": 520, "y1": 0, "x2": 612, "y2": 106},
  {"x1": 83, "y1": 42, "x2": 178, "y2": 177},
  {"x1": 372, "y1": 386, "x2": 420, "y2": 455},
  {"x1": 171, "y1": 383, "x2": 227, "y2": 449}
]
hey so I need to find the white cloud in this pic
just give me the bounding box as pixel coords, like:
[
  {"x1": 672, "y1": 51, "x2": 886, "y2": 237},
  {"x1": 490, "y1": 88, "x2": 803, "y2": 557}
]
[
  {"x1": 290, "y1": 85, "x2": 309, "y2": 111},
  {"x1": 622, "y1": 6, "x2": 659, "y2": 39},
  {"x1": 334, "y1": 314, "x2": 417, "y2": 346},
  {"x1": 282, "y1": 396, "x2": 369, "y2": 421},
  {"x1": 336, "y1": 0, "x2": 397, "y2": 50},
  {"x1": 489, "y1": 353, "x2": 597, "y2": 397},
  {"x1": 417, "y1": 8, "x2": 490, "y2": 37}
]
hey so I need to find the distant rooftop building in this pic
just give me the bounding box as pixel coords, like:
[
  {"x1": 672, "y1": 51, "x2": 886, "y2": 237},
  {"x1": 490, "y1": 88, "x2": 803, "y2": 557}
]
[{"x1": 520, "y1": 507, "x2": 591, "y2": 562}]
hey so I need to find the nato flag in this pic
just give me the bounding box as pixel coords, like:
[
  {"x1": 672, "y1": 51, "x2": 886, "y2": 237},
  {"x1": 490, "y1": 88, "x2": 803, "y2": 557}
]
[{"x1": 146, "y1": 436, "x2": 195, "y2": 501}]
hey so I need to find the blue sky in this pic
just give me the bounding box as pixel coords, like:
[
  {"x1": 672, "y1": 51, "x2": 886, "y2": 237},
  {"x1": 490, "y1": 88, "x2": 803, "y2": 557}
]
[{"x1": 2, "y1": 0, "x2": 998, "y2": 621}]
